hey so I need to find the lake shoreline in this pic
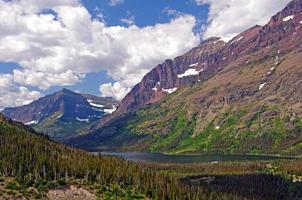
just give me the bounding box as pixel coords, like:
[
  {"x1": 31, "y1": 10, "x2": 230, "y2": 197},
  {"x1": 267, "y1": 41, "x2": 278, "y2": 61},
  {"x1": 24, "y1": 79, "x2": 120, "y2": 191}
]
[{"x1": 91, "y1": 152, "x2": 298, "y2": 164}]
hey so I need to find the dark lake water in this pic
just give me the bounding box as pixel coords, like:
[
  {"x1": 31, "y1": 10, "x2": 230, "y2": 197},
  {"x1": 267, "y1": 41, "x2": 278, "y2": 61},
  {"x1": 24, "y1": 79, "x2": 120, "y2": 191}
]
[{"x1": 95, "y1": 152, "x2": 292, "y2": 163}]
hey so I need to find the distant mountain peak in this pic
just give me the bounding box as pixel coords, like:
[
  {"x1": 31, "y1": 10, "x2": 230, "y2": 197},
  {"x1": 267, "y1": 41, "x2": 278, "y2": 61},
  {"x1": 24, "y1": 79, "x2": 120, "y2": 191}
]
[
  {"x1": 60, "y1": 88, "x2": 75, "y2": 93},
  {"x1": 55, "y1": 88, "x2": 79, "y2": 96},
  {"x1": 1, "y1": 89, "x2": 118, "y2": 140}
]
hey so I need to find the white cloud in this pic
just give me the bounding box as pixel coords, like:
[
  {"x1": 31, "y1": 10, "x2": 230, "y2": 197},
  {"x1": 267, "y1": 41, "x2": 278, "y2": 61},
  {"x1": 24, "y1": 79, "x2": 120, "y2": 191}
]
[
  {"x1": 0, "y1": 0, "x2": 199, "y2": 103},
  {"x1": 108, "y1": 0, "x2": 124, "y2": 6},
  {"x1": 13, "y1": 69, "x2": 85, "y2": 90},
  {"x1": 99, "y1": 82, "x2": 131, "y2": 100},
  {"x1": 0, "y1": 74, "x2": 41, "y2": 109},
  {"x1": 162, "y1": 7, "x2": 182, "y2": 17},
  {"x1": 120, "y1": 15, "x2": 135, "y2": 26},
  {"x1": 198, "y1": 0, "x2": 291, "y2": 41}
]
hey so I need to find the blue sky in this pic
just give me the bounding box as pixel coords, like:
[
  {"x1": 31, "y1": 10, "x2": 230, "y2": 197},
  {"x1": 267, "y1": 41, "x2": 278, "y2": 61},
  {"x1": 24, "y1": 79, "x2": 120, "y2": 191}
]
[
  {"x1": 81, "y1": 0, "x2": 208, "y2": 27},
  {"x1": 0, "y1": 0, "x2": 291, "y2": 108}
]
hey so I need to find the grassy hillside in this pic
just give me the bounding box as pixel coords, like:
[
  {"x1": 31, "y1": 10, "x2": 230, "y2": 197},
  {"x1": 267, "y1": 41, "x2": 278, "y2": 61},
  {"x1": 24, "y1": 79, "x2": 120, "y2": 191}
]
[{"x1": 33, "y1": 111, "x2": 98, "y2": 140}]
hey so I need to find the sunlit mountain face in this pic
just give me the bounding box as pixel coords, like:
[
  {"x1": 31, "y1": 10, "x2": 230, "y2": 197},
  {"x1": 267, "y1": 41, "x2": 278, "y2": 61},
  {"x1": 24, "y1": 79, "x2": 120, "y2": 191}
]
[
  {"x1": 1, "y1": 1, "x2": 302, "y2": 200},
  {"x1": 68, "y1": 0, "x2": 302, "y2": 156},
  {"x1": 0, "y1": 0, "x2": 290, "y2": 109}
]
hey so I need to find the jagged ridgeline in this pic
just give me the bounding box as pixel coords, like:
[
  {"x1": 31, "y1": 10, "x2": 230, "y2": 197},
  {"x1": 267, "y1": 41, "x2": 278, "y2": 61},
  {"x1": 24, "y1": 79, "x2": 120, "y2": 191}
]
[{"x1": 0, "y1": 114, "x2": 243, "y2": 199}]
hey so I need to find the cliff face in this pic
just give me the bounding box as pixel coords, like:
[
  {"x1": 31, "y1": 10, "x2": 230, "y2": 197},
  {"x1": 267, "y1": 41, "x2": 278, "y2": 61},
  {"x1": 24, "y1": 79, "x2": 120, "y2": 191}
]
[{"x1": 117, "y1": 37, "x2": 226, "y2": 113}]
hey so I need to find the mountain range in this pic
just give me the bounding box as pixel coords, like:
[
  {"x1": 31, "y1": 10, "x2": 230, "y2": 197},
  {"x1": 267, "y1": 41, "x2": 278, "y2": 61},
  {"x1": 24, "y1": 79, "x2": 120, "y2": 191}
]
[
  {"x1": 66, "y1": 0, "x2": 302, "y2": 155},
  {"x1": 2, "y1": 0, "x2": 302, "y2": 155}
]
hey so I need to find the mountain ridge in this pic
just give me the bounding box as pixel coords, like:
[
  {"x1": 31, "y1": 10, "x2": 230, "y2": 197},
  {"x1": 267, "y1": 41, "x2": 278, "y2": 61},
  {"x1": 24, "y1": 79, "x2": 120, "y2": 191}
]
[
  {"x1": 67, "y1": 0, "x2": 302, "y2": 155},
  {"x1": 90, "y1": 0, "x2": 302, "y2": 132}
]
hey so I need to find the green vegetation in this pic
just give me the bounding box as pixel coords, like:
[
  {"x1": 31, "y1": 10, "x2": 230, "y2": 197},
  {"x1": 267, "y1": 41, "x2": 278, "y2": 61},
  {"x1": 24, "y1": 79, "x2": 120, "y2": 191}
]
[
  {"x1": 71, "y1": 51, "x2": 301, "y2": 156},
  {"x1": 114, "y1": 102, "x2": 300, "y2": 156},
  {"x1": 0, "y1": 115, "x2": 242, "y2": 199},
  {"x1": 72, "y1": 97, "x2": 301, "y2": 156},
  {"x1": 151, "y1": 112, "x2": 191, "y2": 151},
  {"x1": 34, "y1": 112, "x2": 97, "y2": 140},
  {"x1": 1, "y1": 114, "x2": 302, "y2": 199}
]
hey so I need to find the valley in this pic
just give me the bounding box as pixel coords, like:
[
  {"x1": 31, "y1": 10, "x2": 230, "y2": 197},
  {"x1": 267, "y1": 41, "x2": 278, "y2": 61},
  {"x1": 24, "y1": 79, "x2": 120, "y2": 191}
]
[{"x1": 0, "y1": 0, "x2": 302, "y2": 199}]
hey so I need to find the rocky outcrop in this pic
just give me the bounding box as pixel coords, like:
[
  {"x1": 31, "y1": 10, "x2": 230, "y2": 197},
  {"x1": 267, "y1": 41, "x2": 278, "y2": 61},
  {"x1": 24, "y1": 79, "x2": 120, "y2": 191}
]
[
  {"x1": 46, "y1": 185, "x2": 97, "y2": 200},
  {"x1": 116, "y1": 38, "x2": 226, "y2": 114}
]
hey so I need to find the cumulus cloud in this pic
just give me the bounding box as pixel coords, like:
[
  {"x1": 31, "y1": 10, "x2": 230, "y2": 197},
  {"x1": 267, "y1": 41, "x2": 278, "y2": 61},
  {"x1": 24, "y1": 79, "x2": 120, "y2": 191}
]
[
  {"x1": 0, "y1": 0, "x2": 199, "y2": 102},
  {"x1": 13, "y1": 69, "x2": 85, "y2": 90},
  {"x1": 197, "y1": 0, "x2": 291, "y2": 41},
  {"x1": 99, "y1": 82, "x2": 131, "y2": 100},
  {"x1": 0, "y1": 74, "x2": 41, "y2": 109}
]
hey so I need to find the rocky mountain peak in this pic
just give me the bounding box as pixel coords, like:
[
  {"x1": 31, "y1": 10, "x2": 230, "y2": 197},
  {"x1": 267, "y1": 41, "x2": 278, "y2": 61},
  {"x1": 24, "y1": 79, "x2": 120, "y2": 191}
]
[
  {"x1": 280, "y1": 0, "x2": 302, "y2": 15},
  {"x1": 270, "y1": 0, "x2": 302, "y2": 23},
  {"x1": 59, "y1": 88, "x2": 76, "y2": 94}
]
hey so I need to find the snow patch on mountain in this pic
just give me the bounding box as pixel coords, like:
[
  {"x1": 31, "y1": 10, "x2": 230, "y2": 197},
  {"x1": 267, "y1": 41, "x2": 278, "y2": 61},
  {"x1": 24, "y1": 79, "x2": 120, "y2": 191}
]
[
  {"x1": 25, "y1": 120, "x2": 39, "y2": 125},
  {"x1": 283, "y1": 15, "x2": 294, "y2": 22},
  {"x1": 230, "y1": 36, "x2": 243, "y2": 45},
  {"x1": 189, "y1": 63, "x2": 199, "y2": 67},
  {"x1": 76, "y1": 117, "x2": 89, "y2": 122},
  {"x1": 87, "y1": 100, "x2": 104, "y2": 108},
  {"x1": 91, "y1": 107, "x2": 103, "y2": 112},
  {"x1": 152, "y1": 87, "x2": 158, "y2": 91},
  {"x1": 236, "y1": 36, "x2": 243, "y2": 42},
  {"x1": 152, "y1": 82, "x2": 160, "y2": 91},
  {"x1": 162, "y1": 88, "x2": 178, "y2": 94},
  {"x1": 57, "y1": 114, "x2": 63, "y2": 119},
  {"x1": 178, "y1": 68, "x2": 204, "y2": 78},
  {"x1": 104, "y1": 106, "x2": 117, "y2": 114},
  {"x1": 259, "y1": 83, "x2": 266, "y2": 91}
]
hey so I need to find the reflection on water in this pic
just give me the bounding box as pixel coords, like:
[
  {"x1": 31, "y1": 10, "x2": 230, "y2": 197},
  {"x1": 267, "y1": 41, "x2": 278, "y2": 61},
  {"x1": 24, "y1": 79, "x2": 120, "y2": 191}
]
[{"x1": 94, "y1": 152, "x2": 292, "y2": 163}]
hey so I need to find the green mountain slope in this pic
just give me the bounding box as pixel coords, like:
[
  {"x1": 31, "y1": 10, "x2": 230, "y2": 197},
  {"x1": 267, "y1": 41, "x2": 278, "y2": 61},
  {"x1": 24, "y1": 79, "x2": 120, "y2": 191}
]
[{"x1": 69, "y1": 47, "x2": 302, "y2": 155}]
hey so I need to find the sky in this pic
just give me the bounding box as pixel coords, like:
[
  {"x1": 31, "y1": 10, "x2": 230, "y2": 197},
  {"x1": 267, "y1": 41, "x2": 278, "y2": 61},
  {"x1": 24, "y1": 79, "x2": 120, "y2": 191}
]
[{"x1": 0, "y1": 0, "x2": 291, "y2": 108}]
